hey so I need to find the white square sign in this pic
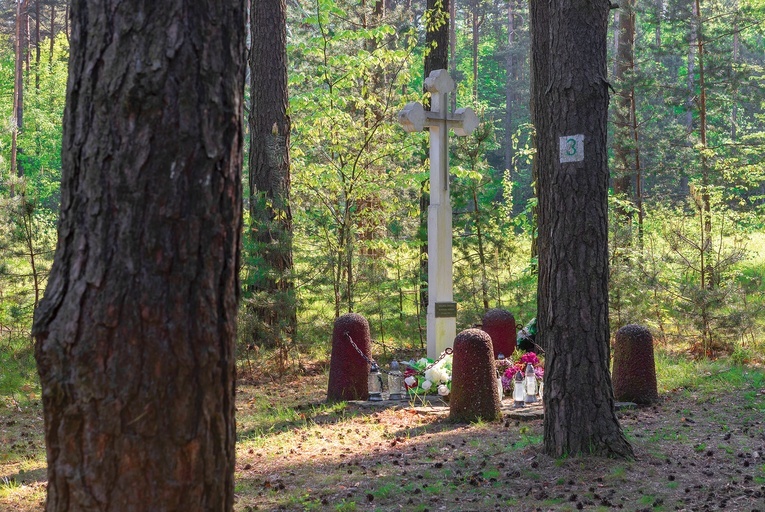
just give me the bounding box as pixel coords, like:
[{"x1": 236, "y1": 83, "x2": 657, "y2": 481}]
[{"x1": 559, "y1": 134, "x2": 585, "y2": 163}]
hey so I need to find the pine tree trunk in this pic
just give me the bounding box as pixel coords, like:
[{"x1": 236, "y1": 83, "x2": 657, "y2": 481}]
[
  {"x1": 504, "y1": 0, "x2": 516, "y2": 178},
  {"x1": 34, "y1": 0, "x2": 40, "y2": 89},
  {"x1": 49, "y1": 4, "x2": 55, "y2": 66},
  {"x1": 531, "y1": 0, "x2": 633, "y2": 459},
  {"x1": 471, "y1": 3, "x2": 479, "y2": 102},
  {"x1": 612, "y1": 0, "x2": 635, "y2": 208},
  {"x1": 32, "y1": 1, "x2": 245, "y2": 510},
  {"x1": 248, "y1": 0, "x2": 296, "y2": 346},
  {"x1": 11, "y1": 0, "x2": 29, "y2": 185}
]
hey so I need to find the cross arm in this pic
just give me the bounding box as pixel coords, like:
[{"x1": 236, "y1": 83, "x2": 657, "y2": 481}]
[{"x1": 398, "y1": 102, "x2": 479, "y2": 137}]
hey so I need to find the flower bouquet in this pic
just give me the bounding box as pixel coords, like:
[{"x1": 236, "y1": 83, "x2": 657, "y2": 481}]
[{"x1": 402, "y1": 354, "x2": 453, "y2": 398}]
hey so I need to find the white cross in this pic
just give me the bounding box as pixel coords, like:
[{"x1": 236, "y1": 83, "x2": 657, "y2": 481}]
[{"x1": 398, "y1": 69, "x2": 479, "y2": 359}]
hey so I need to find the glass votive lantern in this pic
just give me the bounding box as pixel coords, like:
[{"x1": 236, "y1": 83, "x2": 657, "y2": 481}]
[
  {"x1": 524, "y1": 363, "x2": 537, "y2": 403},
  {"x1": 387, "y1": 360, "x2": 405, "y2": 400},
  {"x1": 513, "y1": 370, "x2": 526, "y2": 408},
  {"x1": 368, "y1": 362, "x2": 383, "y2": 401}
]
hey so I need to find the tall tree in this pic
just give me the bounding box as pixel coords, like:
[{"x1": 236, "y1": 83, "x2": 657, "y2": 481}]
[
  {"x1": 32, "y1": 1, "x2": 245, "y2": 510},
  {"x1": 248, "y1": 0, "x2": 296, "y2": 347},
  {"x1": 503, "y1": 0, "x2": 517, "y2": 178},
  {"x1": 531, "y1": 0, "x2": 633, "y2": 458},
  {"x1": 613, "y1": 0, "x2": 636, "y2": 205},
  {"x1": 10, "y1": 0, "x2": 29, "y2": 191}
]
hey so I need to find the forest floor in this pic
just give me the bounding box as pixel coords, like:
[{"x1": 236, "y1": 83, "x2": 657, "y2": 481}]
[{"x1": 1, "y1": 364, "x2": 764, "y2": 512}]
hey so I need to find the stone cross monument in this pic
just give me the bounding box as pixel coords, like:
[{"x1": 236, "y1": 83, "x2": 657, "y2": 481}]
[{"x1": 398, "y1": 69, "x2": 479, "y2": 359}]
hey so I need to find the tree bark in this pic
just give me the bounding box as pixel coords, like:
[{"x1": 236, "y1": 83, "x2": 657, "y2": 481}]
[
  {"x1": 49, "y1": 3, "x2": 55, "y2": 66},
  {"x1": 470, "y1": 1, "x2": 480, "y2": 102},
  {"x1": 686, "y1": 0, "x2": 697, "y2": 134},
  {"x1": 32, "y1": 1, "x2": 245, "y2": 510},
  {"x1": 504, "y1": 0, "x2": 516, "y2": 179},
  {"x1": 248, "y1": 0, "x2": 296, "y2": 346},
  {"x1": 531, "y1": 0, "x2": 634, "y2": 458},
  {"x1": 34, "y1": 0, "x2": 40, "y2": 89},
  {"x1": 11, "y1": 0, "x2": 29, "y2": 187},
  {"x1": 612, "y1": 0, "x2": 636, "y2": 213}
]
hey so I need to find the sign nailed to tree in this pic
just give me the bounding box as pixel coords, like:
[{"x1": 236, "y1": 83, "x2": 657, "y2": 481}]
[{"x1": 559, "y1": 134, "x2": 585, "y2": 163}]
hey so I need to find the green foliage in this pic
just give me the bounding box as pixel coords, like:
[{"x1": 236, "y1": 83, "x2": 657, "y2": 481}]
[
  {"x1": 609, "y1": 195, "x2": 762, "y2": 356},
  {"x1": 0, "y1": 34, "x2": 66, "y2": 387},
  {"x1": 18, "y1": 33, "x2": 69, "y2": 208},
  {"x1": 289, "y1": 0, "x2": 424, "y2": 326},
  {"x1": 0, "y1": 0, "x2": 763, "y2": 385}
]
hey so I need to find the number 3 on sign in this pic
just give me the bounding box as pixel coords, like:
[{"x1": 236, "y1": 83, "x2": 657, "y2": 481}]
[{"x1": 559, "y1": 134, "x2": 585, "y2": 163}]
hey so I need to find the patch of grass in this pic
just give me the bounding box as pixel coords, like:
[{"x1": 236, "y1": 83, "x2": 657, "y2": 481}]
[
  {"x1": 0, "y1": 339, "x2": 39, "y2": 409},
  {"x1": 288, "y1": 495, "x2": 323, "y2": 511},
  {"x1": 655, "y1": 352, "x2": 765, "y2": 398},
  {"x1": 482, "y1": 469, "x2": 500, "y2": 480},
  {"x1": 371, "y1": 483, "x2": 397, "y2": 500},
  {"x1": 0, "y1": 476, "x2": 20, "y2": 493},
  {"x1": 512, "y1": 433, "x2": 543, "y2": 449},
  {"x1": 608, "y1": 465, "x2": 627, "y2": 481},
  {"x1": 334, "y1": 499, "x2": 357, "y2": 511}
]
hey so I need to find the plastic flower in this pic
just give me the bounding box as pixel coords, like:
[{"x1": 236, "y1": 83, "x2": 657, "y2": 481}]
[
  {"x1": 425, "y1": 367, "x2": 449, "y2": 384},
  {"x1": 501, "y1": 374, "x2": 514, "y2": 392},
  {"x1": 404, "y1": 375, "x2": 417, "y2": 388},
  {"x1": 437, "y1": 384, "x2": 450, "y2": 396},
  {"x1": 421, "y1": 380, "x2": 433, "y2": 391},
  {"x1": 520, "y1": 352, "x2": 540, "y2": 366}
]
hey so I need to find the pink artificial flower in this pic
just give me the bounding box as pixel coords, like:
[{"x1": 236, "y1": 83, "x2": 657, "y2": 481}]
[{"x1": 519, "y1": 352, "x2": 540, "y2": 366}]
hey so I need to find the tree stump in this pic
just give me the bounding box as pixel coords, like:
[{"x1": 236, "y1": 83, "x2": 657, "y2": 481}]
[
  {"x1": 612, "y1": 324, "x2": 658, "y2": 404},
  {"x1": 449, "y1": 329, "x2": 501, "y2": 422},
  {"x1": 481, "y1": 308, "x2": 516, "y2": 358},
  {"x1": 327, "y1": 313, "x2": 371, "y2": 402}
]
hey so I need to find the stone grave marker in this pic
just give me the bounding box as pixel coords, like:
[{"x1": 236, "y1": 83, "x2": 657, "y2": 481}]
[
  {"x1": 449, "y1": 328, "x2": 501, "y2": 422},
  {"x1": 327, "y1": 313, "x2": 371, "y2": 402},
  {"x1": 612, "y1": 323, "x2": 658, "y2": 404},
  {"x1": 481, "y1": 308, "x2": 516, "y2": 359}
]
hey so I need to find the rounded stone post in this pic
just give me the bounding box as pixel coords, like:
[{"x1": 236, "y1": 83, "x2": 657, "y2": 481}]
[
  {"x1": 449, "y1": 329, "x2": 501, "y2": 422},
  {"x1": 612, "y1": 324, "x2": 658, "y2": 404},
  {"x1": 327, "y1": 313, "x2": 371, "y2": 402},
  {"x1": 481, "y1": 308, "x2": 516, "y2": 359}
]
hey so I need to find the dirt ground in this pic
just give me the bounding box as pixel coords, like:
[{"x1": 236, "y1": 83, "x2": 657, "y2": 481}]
[
  {"x1": 2, "y1": 371, "x2": 764, "y2": 511},
  {"x1": 235, "y1": 372, "x2": 765, "y2": 511}
]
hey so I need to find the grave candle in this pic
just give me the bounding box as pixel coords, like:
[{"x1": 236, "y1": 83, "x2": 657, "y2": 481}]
[
  {"x1": 368, "y1": 363, "x2": 383, "y2": 401},
  {"x1": 387, "y1": 361, "x2": 404, "y2": 400},
  {"x1": 513, "y1": 371, "x2": 526, "y2": 408},
  {"x1": 524, "y1": 363, "x2": 538, "y2": 403}
]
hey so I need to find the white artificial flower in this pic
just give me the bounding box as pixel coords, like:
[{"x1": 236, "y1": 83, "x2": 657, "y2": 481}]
[
  {"x1": 438, "y1": 384, "x2": 450, "y2": 396},
  {"x1": 404, "y1": 376, "x2": 417, "y2": 387},
  {"x1": 417, "y1": 358, "x2": 429, "y2": 367},
  {"x1": 421, "y1": 380, "x2": 433, "y2": 391}
]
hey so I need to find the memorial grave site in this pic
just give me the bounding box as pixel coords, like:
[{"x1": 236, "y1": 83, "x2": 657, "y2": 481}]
[
  {"x1": 1, "y1": 0, "x2": 765, "y2": 510},
  {"x1": 2, "y1": 311, "x2": 765, "y2": 511}
]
